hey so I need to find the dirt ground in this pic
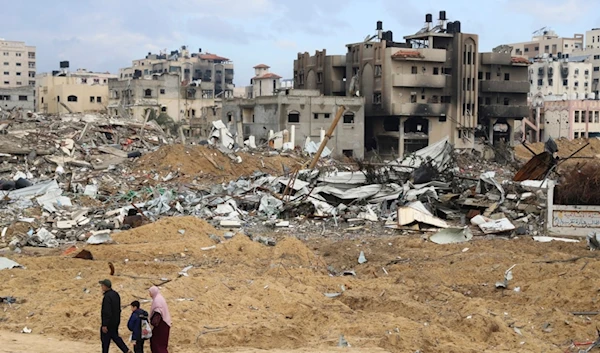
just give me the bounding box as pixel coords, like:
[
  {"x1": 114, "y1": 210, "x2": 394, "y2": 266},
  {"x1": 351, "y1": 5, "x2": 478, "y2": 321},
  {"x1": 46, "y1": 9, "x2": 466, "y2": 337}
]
[
  {"x1": 134, "y1": 145, "x2": 306, "y2": 184},
  {"x1": 514, "y1": 137, "x2": 600, "y2": 169},
  {"x1": 2, "y1": 217, "x2": 600, "y2": 353}
]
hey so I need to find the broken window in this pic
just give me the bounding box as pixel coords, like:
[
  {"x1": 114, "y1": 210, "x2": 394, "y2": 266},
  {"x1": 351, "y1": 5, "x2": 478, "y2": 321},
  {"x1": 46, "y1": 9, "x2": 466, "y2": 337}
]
[
  {"x1": 90, "y1": 96, "x2": 95, "y2": 103},
  {"x1": 373, "y1": 92, "x2": 382, "y2": 104},
  {"x1": 81, "y1": 78, "x2": 87, "y2": 84},
  {"x1": 144, "y1": 89, "x2": 152, "y2": 97},
  {"x1": 548, "y1": 79, "x2": 553, "y2": 86},
  {"x1": 410, "y1": 93, "x2": 417, "y2": 103},
  {"x1": 433, "y1": 67, "x2": 440, "y2": 75},
  {"x1": 441, "y1": 96, "x2": 451, "y2": 103},
  {"x1": 0, "y1": 95, "x2": 9, "y2": 100},
  {"x1": 411, "y1": 66, "x2": 417, "y2": 74},
  {"x1": 374, "y1": 65, "x2": 382, "y2": 77},
  {"x1": 343, "y1": 112, "x2": 355, "y2": 124},
  {"x1": 97, "y1": 97, "x2": 102, "y2": 103},
  {"x1": 575, "y1": 111, "x2": 580, "y2": 122},
  {"x1": 93, "y1": 78, "x2": 100, "y2": 84},
  {"x1": 161, "y1": 106, "x2": 167, "y2": 112},
  {"x1": 442, "y1": 67, "x2": 452, "y2": 75},
  {"x1": 28, "y1": 62, "x2": 34, "y2": 68},
  {"x1": 342, "y1": 150, "x2": 354, "y2": 158},
  {"x1": 504, "y1": 73, "x2": 510, "y2": 81},
  {"x1": 563, "y1": 79, "x2": 568, "y2": 86},
  {"x1": 227, "y1": 113, "x2": 233, "y2": 122},
  {"x1": 431, "y1": 95, "x2": 439, "y2": 103},
  {"x1": 288, "y1": 111, "x2": 300, "y2": 123},
  {"x1": 504, "y1": 98, "x2": 509, "y2": 105},
  {"x1": 29, "y1": 81, "x2": 34, "y2": 86},
  {"x1": 18, "y1": 95, "x2": 27, "y2": 101},
  {"x1": 67, "y1": 95, "x2": 78, "y2": 102},
  {"x1": 574, "y1": 132, "x2": 579, "y2": 138},
  {"x1": 575, "y1": 69, "x2": 580, "y2": 75}
]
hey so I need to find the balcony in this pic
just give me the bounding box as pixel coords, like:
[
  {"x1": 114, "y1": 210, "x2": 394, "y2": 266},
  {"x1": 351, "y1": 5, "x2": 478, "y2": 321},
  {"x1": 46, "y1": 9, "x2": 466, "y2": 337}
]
[
  {"x1": 393, "y1": 74, "x2": 447, "y2": 88},
  {"x1": 479, "y1": 105, "x2": 529, "y2": 118},
  {"x1": 392, "y1": 103, "x2": 449, "y2": 116},
  {"x1": 479, "y1": 80, "x2": 530, "y2": 93}
]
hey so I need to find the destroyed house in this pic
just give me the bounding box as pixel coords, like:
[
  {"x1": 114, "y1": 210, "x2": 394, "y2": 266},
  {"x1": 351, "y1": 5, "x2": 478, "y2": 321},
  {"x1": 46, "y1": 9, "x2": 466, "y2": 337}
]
[
  {"x1": 222, "y1": 89, "x2": 365, "y2": 159},
  {"x1": 294, "y1": 11, "x2": 530, "y2": 158}
]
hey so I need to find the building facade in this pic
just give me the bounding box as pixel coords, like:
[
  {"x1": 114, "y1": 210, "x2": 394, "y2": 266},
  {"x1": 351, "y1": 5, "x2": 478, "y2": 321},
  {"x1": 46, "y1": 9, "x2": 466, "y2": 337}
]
[
  {"x1": 222, "y1": 89, "x2": 365, "y2": 159},
  {"x1": 294, "y1": 50, "x2": 346, "y2": 96},
  {"x1": 36, "y1": 66, "x2": 117, "y2": 114},
  {"x1": 586, "y1": 28, "x2": 600, "y2": 49},
  {"x1": 107, "y1": 73, "x2": 218, "y2": 123},
  {"x1": 294, "y1": 12, "x2": 529, "y2": 157},
  {"x1": 0, "y1": 86, "x2": 35, "y2": 112},
  {"x1": 540, "y1": 99, "x2": 600, "y2": 140},
  {"x1": 506, "y1": 30, "x2": 584, "y2": 59},
  {"x1": 528, "y1": 60, "x2": 593, "y2": 98},
  {"x1": 119, "y1": 46, "x2": 234, "y2": 99},
  {"x1": 250, "y1": 64, "x2": 281, "y2": 98},
  {"x1": 0, "y1": 38, "x2": 36, "y2": 88}
]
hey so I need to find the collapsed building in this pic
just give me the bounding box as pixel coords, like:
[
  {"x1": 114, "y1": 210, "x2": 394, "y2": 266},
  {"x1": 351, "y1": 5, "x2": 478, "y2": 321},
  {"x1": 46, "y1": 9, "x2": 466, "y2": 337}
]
[
  {"x1": 294, "y1": 11, "x2": 530, "y2": 158},
  {"x1": 0, "y1": 86, "x2": 34, "y2": 113}
]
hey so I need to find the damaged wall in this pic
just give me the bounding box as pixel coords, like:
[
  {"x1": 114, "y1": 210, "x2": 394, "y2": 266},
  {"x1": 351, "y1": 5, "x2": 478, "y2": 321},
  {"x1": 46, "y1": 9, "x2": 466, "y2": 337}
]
[
  {"x1": 0, "y1": 86, "x2": 34, "y2": 112},
  {"x1": 222, "y1": 90, "x2": 365, "y2": 158}
]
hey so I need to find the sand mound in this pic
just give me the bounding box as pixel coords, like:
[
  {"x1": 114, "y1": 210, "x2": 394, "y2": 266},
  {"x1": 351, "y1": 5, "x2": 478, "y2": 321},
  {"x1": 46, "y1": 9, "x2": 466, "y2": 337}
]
[
  {"x1": 134, "y1": 145, "x2": 303, "y2": 183},
  {"x1": 515, "y1": 138, "x2": 600, "y2": 168}
]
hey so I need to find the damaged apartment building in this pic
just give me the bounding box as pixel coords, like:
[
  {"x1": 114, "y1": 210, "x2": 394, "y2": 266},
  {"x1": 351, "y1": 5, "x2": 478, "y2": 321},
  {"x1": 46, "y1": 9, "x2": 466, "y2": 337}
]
[
  {"x1": 294, "y1": 11, "x2": 529, "y2": 157},
  {"x1": 223, "y1": 65, "x2": 364, "y2": 158},
  {"x1": 119, "y1": 46, "x2": 234, "y2": 99}
]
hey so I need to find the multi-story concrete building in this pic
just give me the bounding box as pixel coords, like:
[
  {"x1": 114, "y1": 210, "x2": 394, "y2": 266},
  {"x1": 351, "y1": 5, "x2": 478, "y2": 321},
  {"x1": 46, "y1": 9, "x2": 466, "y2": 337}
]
[
  {"x1": 250, "y1": 64, "x2": 281, "y2": 98},
  {"x1": 538, "y1": 98, "x2": 600, "y2": 139},
  {"x1": 294, "y1": 50, "x2": 346, "y2": 96},
  {"x1": 0, "y1": 86, "x2": 35, "y2": 112},
  {"x1": 223, "y1": 89, "x2": 365, "y2": 159},
  {"x1": 294, "y1": 12, "x2": 530, "y2": 157},
  {"x1": 119, "y1": 46, "x2": 234, "y2": 99},
  {"x1": 0, "y1": 38, "x2": 36, "y2": 88},
  {"x1": 586, "y1": 28, "x2": 600, "y2": 50},
  {"x1": 506, "y1": 29, "x2": 584, "y2": 59},
  {"x1": 528, "y1": 60, "x2": 594, "y2": 98},
  {"x1": 36, "y1": 63, "x2": 117, "y2": 114},
  {"x1": 107, "y1": 73, "x2": 218, "y2": 124}
]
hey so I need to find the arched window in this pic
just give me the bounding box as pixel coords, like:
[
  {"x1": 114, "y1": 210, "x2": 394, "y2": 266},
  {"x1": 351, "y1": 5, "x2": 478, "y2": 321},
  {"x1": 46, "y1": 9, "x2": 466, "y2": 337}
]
[
  {"x1": 287, "y1": 110, "x2": 300, "y2": 123},
  {"x1": 67, "y1": 95, "x2": 78, "y2": 102},
  {"x1": 144, "y1": 89, "x2": 152, "y2": 97}
]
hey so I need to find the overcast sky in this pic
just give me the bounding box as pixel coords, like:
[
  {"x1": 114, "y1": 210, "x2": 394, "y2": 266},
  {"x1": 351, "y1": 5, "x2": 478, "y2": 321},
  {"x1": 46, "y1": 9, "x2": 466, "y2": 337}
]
[{"x1": 2, "y1": 0, "x2": 598, "y2": 85}]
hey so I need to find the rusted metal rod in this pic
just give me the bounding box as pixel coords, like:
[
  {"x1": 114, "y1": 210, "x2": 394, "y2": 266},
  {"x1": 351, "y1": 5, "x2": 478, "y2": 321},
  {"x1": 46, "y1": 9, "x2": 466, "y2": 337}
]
[{"x1": 308, "y1": 106, "x2": 345, "y2": 170}]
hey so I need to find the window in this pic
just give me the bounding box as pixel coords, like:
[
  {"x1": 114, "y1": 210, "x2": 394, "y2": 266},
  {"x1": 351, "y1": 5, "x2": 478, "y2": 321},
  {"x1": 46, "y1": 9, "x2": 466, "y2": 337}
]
[
  {"x1": 28, "y1": 62, "x2": 34, "y2": 68},
  {"x1": 478, "y1": 72, "x2": 483, "y2": 80},
  {"x1": 504, "y1": 98, "x2": 509, "y2": 106},
  {"x1": 585, "y1": 70, "x2": 590, "y2": 75},
  {"x1": 28, "y1": 52, "x2": 35, "y2": 59},
  {"x1": 595, "y1": 111, "x2": 599, "y2": 123},
  {"x1": 504, "y1": 73, "x2": 510, "y2": 81},
  {"x1": 16, "y1": 63, "x2": 21, "y2": 67},
  {"x1": 431, "y1": 95, "x2": 439, "y2": 103},
  {"x1": 144, "y1": 89, "x2": 152, "y2": 97},
  {"x1": 548, "y1": 79, "x2": 553, "y2": 86},
  {"x1": 324, "y1": 113, "x2": 330, "y2": 119},
  {"x1": 575, "y1": 69, "x2": 580, "y2": 75},
  {"x1": 160, "y1": 89, "x2": 165, "y2": 94},
  {"x1": 441, "y1": 96, "x2": 451, "y2": 103},
  {"x1": 317, "y1": 72, "x2": 323, "y2": 83},
  {"x1": 41, "y1": 97, "x2": 43, "y2": 103},
  {"x1": 590, "y1": 112, "x2": 594, "y2": 123},
  {"x1": 595, "y1": 55, "x2": 600, "y2": 60},
  {"x1": 574, "y1": 132, "x2": 579, "y2": 138},
  {"x1": 485, "y1": 97, "x2": 491, "y2": 105},
  {"x1": 2, "y1": 52, "x2": 7, "y2": 56},
  {"x1": 97, "y1": 97, "x2": 102, "y2": 103},
  {"x1": 411, "y1": 66, "x2": 417, "y2": 74},
  {"x1": 575, "y1": 81, "x2": 579, "y2": 87},
  {"x1": 442, "y1": 67, "x2": 452, "y2": 75},
  {"x1": 28, "y1": 71, "x2": 35, "y2": 78},
  {"x1": 374, "y1": 92, "x2": 382, "y2": 104},
  {"x1": 343, "y1": 112, "x2": 355, "y2": 124},
  {"x1": 342, "y1": 150, "x2": 354, "y2": 158},
  {"x1": 410, "y1": 93, "x2": 417, "y2": 103},
  {"x1": 3, "y1": 81, "x2": 8, "y2": 85},
  {"x1": 16, "y1": 82, "x2": 21, "y2": 85},
  {"x1": 18, "y1": 95, "x2": 27, "y2": 101},
  {"x1": 80, "y1": 78, "x2": 87, "y2": 84},
  {"x1": 525, "y1": 48, "x2": 529, "y2": 52},
  {"x1": 485, "y1": 72, "x2": 491, "y2": 80},
  {"x1": 227, "y1": 113, "x2": 232, "y2": 122},
  {"x1": 67, "y1": 95, "x2": 78, "y2": 102},
  {"x1": 2, "y1": 62, "x2": 6, "y2": 66},
  {"x1": 288, "y1": 111, "x2": 300, "y2": 123},
  {"x1": 374, "y1": 65, "x2": 382, "y2": 77},
  {"x1": 313, "y1": 113, "x2": 319, "y2": 120},
  {"x1": 93, "y1": 78, "x2": 100, "y2": 84},
  {"x1": 0, "y1": 95, "x2": 9, "y2": 100},
  {"x1": 537, "y1": 79, "x2": 543, "y2": 86},
  {"x1": 433, "y1": 67, "x2": 439, "y2": 75},
  {"x1": 575, "y1": 111, "x2": 580, "y2": 122},
  {"x1": 535, "y1": 46, "x2": 539, "y2": 51},
  {"x1": 57, "y1": 96, "x2": 60, "y2": 102},
  {"x1": 16, "y1": 72, "x2": 21, "y2": 76},
  {"x1": 90, "y1": 96, "x2": 95, "y2": 103},
  {"x1": 563, "y1": 79, "x2": 568, "y2": 86},
  {"x1": 544, "y1": 45, "x2": 549, "y2": 52},
  {"x1": 595, "y1": 67, "x2": 600, "y2": 72},
  {"x1": 28, "y1": 81, "x2": 34, "y2": 86}
]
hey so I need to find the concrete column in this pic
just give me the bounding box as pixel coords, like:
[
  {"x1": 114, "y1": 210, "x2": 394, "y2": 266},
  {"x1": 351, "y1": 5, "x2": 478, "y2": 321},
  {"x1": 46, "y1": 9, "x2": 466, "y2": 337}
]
[
  {"x1": 585, "y1": 108, "x2": 590, "y2": 138},
  {"x1": 488, "y1": 118, "x2": 498, "y2": 145},
  {"x1": 320, "y1": 129, "x2": 325, "y2": 143},
  {"x1": 399, "y1": 117, "x2": 406, "y2": 158},
  {"x1": 290, "y1": 125, "x2": 296, "y2": 148}
]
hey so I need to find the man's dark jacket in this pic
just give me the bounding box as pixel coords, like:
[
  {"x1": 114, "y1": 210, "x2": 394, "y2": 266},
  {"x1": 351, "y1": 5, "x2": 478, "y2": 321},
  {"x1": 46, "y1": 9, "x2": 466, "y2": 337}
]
[{"x1": 101, "y1": 289, "x2": 122, "y2": 329}]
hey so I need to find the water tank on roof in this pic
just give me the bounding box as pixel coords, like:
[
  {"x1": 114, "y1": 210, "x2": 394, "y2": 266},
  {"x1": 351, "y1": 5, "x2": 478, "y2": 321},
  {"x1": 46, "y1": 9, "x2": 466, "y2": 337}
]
[
  {"x1": 454, "y1": 21, "x2": 461, "y2": 33},
  {"x1": 446, "y1": 22, "x2": 455, "y2": 33},
  {"x1": 439, "y1": 11, "x2": 447, "y2": 20},
  {"x1": 382, "y1": 31, "x2": 393, "y2": 42},
  {"x1": 376, "y1": 21, "x2": 383, "y2": 31},
  {"x1": 59, "y1": 61, "x2": 69, "y2": 69},
  {"x1": 425, "y1": 14, "x2": 433, "y2": 23}
]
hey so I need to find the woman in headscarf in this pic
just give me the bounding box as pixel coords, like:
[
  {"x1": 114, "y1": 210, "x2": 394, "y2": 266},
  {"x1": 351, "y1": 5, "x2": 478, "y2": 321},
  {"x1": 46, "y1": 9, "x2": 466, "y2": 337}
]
[{"x1": 149, "y1": 286, "x2": 171, "y2": 353}]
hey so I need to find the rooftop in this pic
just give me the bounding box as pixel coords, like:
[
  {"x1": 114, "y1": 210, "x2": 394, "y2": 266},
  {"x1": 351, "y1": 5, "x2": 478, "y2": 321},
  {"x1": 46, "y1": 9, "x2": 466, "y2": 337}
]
[
  {"x1": 253, "y1": 73, "x2": 282, "y2": 80},
  {"x1": 199, "y1": 53, "x2": 230, "y2": 61},
  {"x1": 253, "y1": 64, "x2": 270, "y2": 69}
]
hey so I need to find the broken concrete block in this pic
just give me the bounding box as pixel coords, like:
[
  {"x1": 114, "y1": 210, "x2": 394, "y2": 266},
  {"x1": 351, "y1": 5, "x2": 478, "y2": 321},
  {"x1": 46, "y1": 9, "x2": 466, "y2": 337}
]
[
  {"x1": 56, "y1": 220, "x2": 77, "y2": 229},
  {"x1": 220, "y1": 220, "x2": 241, "y2": 228}
]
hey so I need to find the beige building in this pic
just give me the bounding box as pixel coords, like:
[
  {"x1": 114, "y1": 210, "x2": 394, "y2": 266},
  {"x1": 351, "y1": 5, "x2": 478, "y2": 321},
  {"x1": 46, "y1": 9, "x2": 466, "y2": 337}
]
[
  {"x1": 295, "y1": 12, "x2": 529, "y2": 157},
  {"x1": 539, "y1": 99, "x2": 600, "y2": 140},
  {"x1": 223, "y1": 89, "x2": 365, "y2": 159},
  {"x1": 107, "y1": 73, "x2": 218, "y2": 125},
  {"x1": 0, "y1": 86, "x2": 35, "y2": 112},
  {"x1": 0, "y1": 38, "x2": 36, "y2": 88},
  {"x1": 586, "y1": 28, "x2": 600, "y2": 49},
  {"x1": 36, "y1": 67, "x2": 117, "y2": 114},
  {"x1": 250, "y1": 64, "x2": 281, "y2": 98},
  {"x1": 506, "y1": 29, "x2": 584, "y2": 59},
  {"x1": 529, "y1": 60, "x2": 594, "y2": 98},
  {"x1": 119, "y1": 46, "x2": 234, "y2": 99}
]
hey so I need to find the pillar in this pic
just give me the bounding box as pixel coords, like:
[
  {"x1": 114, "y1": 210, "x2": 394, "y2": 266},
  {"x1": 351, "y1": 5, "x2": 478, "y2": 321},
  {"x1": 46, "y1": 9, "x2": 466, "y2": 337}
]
[
  {"x1": 290, "y1": 125, "x2": 296, "y2": 148},
  {"x1": 398, "y1": 117, "x2": 407, "y2": 158}
]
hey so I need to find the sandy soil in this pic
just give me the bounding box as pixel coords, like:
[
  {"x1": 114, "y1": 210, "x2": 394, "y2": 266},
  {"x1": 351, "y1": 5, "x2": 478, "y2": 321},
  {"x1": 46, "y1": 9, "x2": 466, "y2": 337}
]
[
  {"x1": 134, "y1": 145, "x2": 305, "y2": 184},
  {"x1": 2, "y1": 216, "x2": 600, "y2": 353},
  {"x1": 514, "y1": 137, "x2": 600, "y2": 168}
]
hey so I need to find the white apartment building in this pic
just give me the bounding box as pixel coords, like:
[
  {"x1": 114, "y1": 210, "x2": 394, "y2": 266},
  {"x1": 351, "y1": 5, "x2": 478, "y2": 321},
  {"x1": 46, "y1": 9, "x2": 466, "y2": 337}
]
[
  {"x1": 506, "y1": 30, "x2": 583, "y2": 59},
  {"x1": 586, "y1": 28, "x2": 600, "y2": 49},
  {"x1": 0, "y1": 38, "x2": 36, "y2": 88},
  {"x1": 529, "y1": 60, "x2": 594, "y2": 99}
]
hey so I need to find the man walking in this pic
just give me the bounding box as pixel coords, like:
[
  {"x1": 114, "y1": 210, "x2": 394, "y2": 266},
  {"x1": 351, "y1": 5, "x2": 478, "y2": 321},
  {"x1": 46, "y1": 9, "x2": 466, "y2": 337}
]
[{"x1": 99, "y1": 279, "x2": 132, "y2": 353}]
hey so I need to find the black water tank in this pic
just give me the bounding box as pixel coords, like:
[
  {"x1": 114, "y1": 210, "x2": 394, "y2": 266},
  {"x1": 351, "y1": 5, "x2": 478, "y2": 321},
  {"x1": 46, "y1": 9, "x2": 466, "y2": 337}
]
[
  {"x1": 454, "y1": 21, "x2": 461, "y2": 33},
  {"x1": 199, "y1": 48, "x2": 202, "y2": 53},
  {"x1": 425, "y1": 13, "x2": 433, "y2": 23},
  {"x1": 383, "y1": 31, "x2": 393, "y2": 42},
  {"x1": 446, "y1": 22, "x2": 454, "y2": 33},
  {"x1": 439, "y1": 10, "x2": 447, "y2": 20},
  {"x1": 59, "y1": 61, "x2": 69, "y2": 69},
  {"x1": 376, "y1": 21, "x2": 383, "y2": 31}
]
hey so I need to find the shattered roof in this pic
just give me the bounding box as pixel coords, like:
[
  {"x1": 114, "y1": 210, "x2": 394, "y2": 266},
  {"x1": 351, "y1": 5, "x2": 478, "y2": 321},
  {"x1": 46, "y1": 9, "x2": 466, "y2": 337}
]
[
  {"x1": 511, "y1": 56, "x2": 531, "y2": 65},
  {"x1": 392, "y1": 50, "x2": 424, "y2": 59},
  {"x1": 253, "y1": 73, "x2": 282, "y2": 79},
  {"x1": 199, "y1": 53, "x2": 229, "y2": 61}
]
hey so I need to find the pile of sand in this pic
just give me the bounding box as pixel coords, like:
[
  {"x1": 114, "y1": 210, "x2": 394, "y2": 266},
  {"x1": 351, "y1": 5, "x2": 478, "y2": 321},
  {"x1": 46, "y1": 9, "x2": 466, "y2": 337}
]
[
  {"x1": 134, "y1": 145, "x2": 304, "y2": 183},
  {"x1": 515, "y1": 138, "x2": 600, "y2": 168},
  {"x1": 2, "y1": 216, "x2": 600, "y2": 352}
]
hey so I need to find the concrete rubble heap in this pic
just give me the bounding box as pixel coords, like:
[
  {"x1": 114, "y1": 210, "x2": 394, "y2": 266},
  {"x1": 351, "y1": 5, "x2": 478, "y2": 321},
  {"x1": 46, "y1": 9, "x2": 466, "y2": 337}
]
[{"x1": 0, "y1": 110, "x2": 552, "y2": 252}]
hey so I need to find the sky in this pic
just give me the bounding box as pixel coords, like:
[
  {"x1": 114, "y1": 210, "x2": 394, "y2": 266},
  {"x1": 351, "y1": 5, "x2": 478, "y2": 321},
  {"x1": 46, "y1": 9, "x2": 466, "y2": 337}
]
[{"x1": 2, "y1": 0, "x2": 599, "y2": 86}]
